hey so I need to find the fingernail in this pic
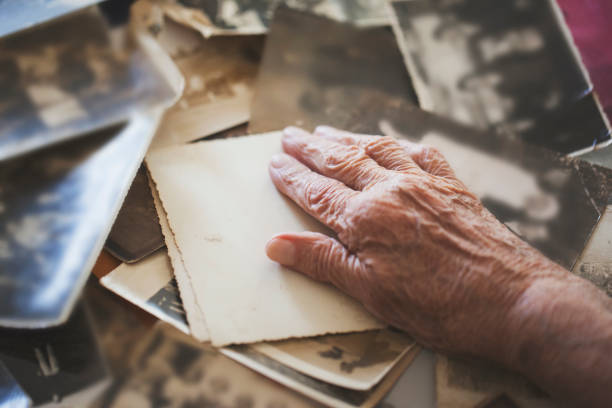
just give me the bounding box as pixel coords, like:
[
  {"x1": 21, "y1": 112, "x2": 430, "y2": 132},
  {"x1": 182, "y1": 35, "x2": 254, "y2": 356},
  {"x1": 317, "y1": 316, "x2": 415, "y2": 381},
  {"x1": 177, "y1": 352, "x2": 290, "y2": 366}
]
[
  {"x1": 266, "y1": 238, "x2": 296, "y2": 266},
  {"x1": 270, "y1": 153, "x2": 290, "y2": 168}
]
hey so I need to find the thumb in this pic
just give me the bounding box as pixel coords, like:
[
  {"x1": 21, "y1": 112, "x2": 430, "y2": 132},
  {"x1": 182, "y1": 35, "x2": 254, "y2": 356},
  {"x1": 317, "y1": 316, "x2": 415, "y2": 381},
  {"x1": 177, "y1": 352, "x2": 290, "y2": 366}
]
[{"x1": 265, "y1": 231, "x2": 366, "y2": 299}]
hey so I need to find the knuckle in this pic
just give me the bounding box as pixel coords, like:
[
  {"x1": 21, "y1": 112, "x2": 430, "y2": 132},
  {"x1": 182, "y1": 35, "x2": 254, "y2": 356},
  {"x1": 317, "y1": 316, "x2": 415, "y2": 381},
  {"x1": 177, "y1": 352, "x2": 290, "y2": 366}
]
[
  {"x1": 303, "y1": 180, "x2": 347, "y2": 218},
  {"x1": 343, "y1": 196, "x2": 379, "y2": 230},
  {"x1": 325, "y1": 145, "x2": 365, "y2": 169},
  {"x1": 366, "y1": 136, "x2": 396, "y2": 154},
  {"x1": 304, "y1": 180, "x2": 330, "y2": 207},
  {"x1": 422, "y1": 146, "x2": 445, "y2": 163}
]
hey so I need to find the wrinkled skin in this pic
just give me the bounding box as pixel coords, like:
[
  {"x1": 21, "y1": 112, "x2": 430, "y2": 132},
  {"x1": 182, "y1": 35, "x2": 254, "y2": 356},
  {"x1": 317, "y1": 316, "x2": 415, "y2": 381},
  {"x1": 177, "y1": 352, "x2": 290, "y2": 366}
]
[
  {"x1": 266, "y1": 126, "x2": 612, "y2": 407},
  {"x1": 266, "y1": 126, "x2": 549, "y2": 355}
]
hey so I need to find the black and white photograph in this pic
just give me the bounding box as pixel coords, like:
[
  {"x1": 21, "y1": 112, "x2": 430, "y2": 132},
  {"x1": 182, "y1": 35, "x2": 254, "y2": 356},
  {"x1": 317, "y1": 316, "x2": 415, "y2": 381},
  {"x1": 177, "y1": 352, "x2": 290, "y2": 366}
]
[
  {"x1": 0, "y1": 8, "x2": 175, "y2": 160},
  {"x1": 389, "y1": 0, "x2": 611, "y2": 154}
]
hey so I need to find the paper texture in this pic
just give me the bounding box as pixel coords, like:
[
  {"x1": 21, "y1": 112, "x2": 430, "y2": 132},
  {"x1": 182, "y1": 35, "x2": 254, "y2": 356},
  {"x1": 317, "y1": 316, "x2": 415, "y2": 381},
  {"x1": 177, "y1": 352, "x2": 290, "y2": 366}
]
[
  {"x1": 248, "y1": 7, "x2": 416, "y2": 134},
  {"x1": 252, "y1": 329, "x2": 414, "y2": 391},
  {"x1": 147, "y1": 132, "x2": 382, "y2": 346},
  {"x1": 150, "y1": 177, "x2": 211, "y2": 342}
]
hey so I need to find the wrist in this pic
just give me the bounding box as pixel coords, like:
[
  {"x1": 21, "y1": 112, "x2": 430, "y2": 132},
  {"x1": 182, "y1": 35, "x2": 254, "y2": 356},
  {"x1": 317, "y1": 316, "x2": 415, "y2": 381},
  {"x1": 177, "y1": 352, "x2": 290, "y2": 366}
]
[{"x1": 498, "y1": 272, "x2": 612, "y2": 406}]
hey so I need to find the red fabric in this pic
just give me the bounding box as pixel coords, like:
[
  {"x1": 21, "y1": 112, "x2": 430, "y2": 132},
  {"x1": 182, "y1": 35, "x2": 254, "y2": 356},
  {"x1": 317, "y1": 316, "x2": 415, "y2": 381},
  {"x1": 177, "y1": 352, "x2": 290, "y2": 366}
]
[{"x1": 556, "y1": 0, "x2": 612, "y2": 122}]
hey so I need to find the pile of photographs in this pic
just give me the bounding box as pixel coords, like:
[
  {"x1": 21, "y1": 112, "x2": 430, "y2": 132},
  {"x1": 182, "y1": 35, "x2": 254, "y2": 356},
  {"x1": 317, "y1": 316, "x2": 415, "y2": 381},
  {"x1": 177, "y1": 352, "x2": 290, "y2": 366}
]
[{"x1": 1, "y1": 0, "x2": 610, "y2": 407}]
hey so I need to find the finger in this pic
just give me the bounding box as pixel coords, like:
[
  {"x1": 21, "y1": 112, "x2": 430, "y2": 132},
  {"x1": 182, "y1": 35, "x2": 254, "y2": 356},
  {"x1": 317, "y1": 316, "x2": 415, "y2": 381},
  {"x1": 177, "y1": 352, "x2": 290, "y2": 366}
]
[
  {"x1": 397, "y1": 140, "x2": 458, "y2": 179},
  {"x1": 314, "y1": 126, "x2": 457, "y2": 179},
  {"x1": 313, "y1": 126, "x2": 376, "y2": 145},
  {"x1": 266, "y1": 231, "x2": 367, "y2": 299},
  {"x1": 269, "y1": 153, "x2": 355, "y2": 233},
  {"x1": 282, "y1": 126, "x2": 389, "y2": 191},
  {"x1": 314, "y1": 126, "x2": 421, "y2": 173}
]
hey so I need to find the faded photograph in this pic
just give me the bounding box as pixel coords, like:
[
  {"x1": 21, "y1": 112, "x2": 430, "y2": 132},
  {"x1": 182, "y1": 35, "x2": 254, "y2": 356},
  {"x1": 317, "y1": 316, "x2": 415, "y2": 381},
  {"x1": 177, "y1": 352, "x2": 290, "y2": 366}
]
[
  {"x1": 389, "y1": 0, "x2": 611, "y2": 154},
  {"x1": 249, "y1": 7, "x2": 417, "y2": 134},
  {"x1": 157, "y1": 0, "x2": 389, "y2": 36},
  {"x1": 436, "y1": 354, "x2": 554, "y2": 408},
  {"x1": 97, "y1": 323, "x2": 315, "y2": 408},
  {"x1": 0, "y1": 8, "x2": 175, "y2": 160},
  {"x1": 149, "y1": 17, "x2": 264, "y2": 149},
  {"x1": 253, "y1": 329, "x2": 415, "y2": 390},
  {"x1": 223, "y1": 343, "x2": 420, "y2": 407}
]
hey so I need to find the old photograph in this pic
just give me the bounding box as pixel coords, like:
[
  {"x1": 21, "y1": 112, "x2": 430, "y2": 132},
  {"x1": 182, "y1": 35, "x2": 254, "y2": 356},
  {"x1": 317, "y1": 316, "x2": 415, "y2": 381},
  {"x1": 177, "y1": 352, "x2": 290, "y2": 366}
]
[
  {"x1": 155, "y1": 0, "x2": 389, "y2": 37},
  {"x1": 0, "y1": 113, "x2": 161, "y2": 328},
  {"x1": 0, "y1": 8, "x2": 175, "y2": 160},
  {"x1": 389, "y1": 0, "x2": 611, "y2": 154},
  {"x1": 149, "y1": 17, "x2": 264, "y2": 149},
  {"x1": 253, "y1": 329, "x2": 415, "y2": 390},
  {"x1": 249, "y1": 7, "x2": 417, "y2": 134},
  {"x1": 101, "y1": 250, "x2": 190, "y2": 334},
  {"x1": 223, "y1": 343, "x2": 420, "y2": 408},
  {"x1": 97, "y1": 323, "x2": 314, "y2": 408}
]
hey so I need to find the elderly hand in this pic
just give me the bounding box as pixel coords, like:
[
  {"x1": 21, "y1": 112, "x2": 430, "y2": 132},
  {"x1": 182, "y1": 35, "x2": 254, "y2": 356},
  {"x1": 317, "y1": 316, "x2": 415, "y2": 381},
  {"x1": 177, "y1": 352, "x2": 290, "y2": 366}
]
[
  {"x1": 265, "y1": 125, "x2": 551, "y2": 354},
  {"x1": 265, "y1": 126, "x2": 612, "y2": 407}
]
